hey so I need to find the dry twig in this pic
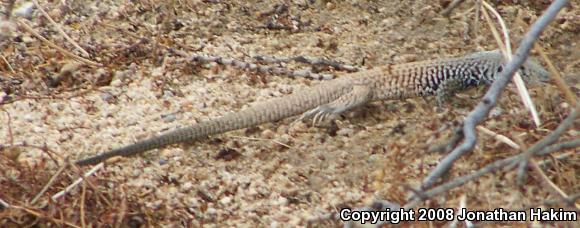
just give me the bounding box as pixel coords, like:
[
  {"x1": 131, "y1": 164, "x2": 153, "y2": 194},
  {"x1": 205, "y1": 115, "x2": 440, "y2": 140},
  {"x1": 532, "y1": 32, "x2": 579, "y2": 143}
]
[
  {"x1": 407, "y1": 103, "x2": 577, "y2": 210},
  {"x1": 515, "y1": 101, "x2": 579, "y2": 184},
  {"x1": 428, "y1": 126, "x2": 464, "y2": 153},
  {"x1": 529, "y1": 160, "x2": 574, "y2": 208},
  {"x1": 191, "y1": 55, "x2": 337, "y2": 80},
  {"x1": 0, "y1": 86, "x2": 107, "y2": 105},
  {"x1": 9, "y1": 203, "x2": 81, "y2": 227},
  {"x1": 538, "y1": 139, "x2": 580, "y2": 156},
  {"x1": 441, "y1": 0, "x2": 466, "y2": 17},
  {"x1": 421, "y1": 0, "x2": 568, "y2": 190},
  {"x1": 538, "y1": 151, "x2": 575, "y2": 168},
  {"x1": 252, "y1": 55, "x2": 359, "y2": 72}
]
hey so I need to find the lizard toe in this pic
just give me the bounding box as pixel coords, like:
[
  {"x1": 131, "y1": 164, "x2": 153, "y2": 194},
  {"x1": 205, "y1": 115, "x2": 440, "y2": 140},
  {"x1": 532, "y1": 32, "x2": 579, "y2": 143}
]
[{"x1": 301, "y1": 105, "x2": 339, "y2": 125}]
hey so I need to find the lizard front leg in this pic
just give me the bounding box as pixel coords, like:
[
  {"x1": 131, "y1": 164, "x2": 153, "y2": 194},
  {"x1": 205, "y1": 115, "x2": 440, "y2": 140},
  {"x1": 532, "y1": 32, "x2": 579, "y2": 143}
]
[
  {"x1": 435, "y1": 78, "x2": 466, "y2": 109},
  {"x1": 301, "y1": 84, "x2": 373, "y2": 125}
]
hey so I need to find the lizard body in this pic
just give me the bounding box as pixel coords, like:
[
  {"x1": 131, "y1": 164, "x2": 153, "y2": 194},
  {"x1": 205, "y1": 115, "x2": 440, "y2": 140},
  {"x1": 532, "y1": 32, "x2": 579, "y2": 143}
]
[{"x1": 76, "y1": 50, "x2": 548, "y2": 166}]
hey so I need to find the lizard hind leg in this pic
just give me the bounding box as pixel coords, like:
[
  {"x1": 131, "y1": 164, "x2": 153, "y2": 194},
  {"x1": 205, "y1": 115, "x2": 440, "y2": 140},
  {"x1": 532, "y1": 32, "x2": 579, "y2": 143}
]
[{"x1": 300, "y1": 84, "x2": 373, "y2": 126}]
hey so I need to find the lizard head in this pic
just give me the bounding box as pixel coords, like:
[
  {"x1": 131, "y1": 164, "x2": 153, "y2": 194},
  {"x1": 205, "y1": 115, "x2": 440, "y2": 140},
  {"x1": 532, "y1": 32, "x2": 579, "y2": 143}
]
[{"x1": 518, "y1": 57, "x2": 550, "y2": 84}]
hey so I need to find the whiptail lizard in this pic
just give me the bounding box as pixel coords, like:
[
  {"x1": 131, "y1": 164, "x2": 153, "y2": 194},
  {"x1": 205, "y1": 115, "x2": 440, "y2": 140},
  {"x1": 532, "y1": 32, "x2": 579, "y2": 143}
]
[{"x1": 76, "y1": 50, "x2": 548, "y2": 166}]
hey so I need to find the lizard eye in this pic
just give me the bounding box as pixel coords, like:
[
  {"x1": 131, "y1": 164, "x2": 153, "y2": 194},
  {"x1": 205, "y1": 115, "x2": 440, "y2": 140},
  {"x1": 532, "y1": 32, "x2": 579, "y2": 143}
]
[
  {"x1": 497, "y1": 65, "x2": 503, "y2": 73},
  {"x1": 520, "y1": 66, "x2": 528, "y2": 75}
]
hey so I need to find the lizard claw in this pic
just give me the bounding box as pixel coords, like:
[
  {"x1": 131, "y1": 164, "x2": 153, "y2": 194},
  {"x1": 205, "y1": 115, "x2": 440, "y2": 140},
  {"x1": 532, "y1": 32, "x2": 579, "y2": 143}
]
[
  {"x1": 300, "y1": 105, "x2": 337, "y2": 126},
  {"x1": 312, "y1": 110, "x2": 325, "y2": 126}
]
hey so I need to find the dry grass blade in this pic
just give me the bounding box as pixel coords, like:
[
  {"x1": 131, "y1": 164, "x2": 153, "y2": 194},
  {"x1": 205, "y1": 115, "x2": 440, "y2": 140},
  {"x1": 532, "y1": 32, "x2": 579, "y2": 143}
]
[
  {"x1": 114, "y1": 187, "x2": 128, "y2": 228},
  {"x1": 476, "y1": 126, "x2": 520, "y2": 149},
  {"x1": 16, "y1": 19, "x2": 101, "y2": 67},
  {"x1": 9, "y1": 204, "x2": 81, "y2": 227},
  {"x1": 481, "y1": 0, "x2": 541, "y2": 127},
  {"x1": 0, "y1": 54, "x2": 15, "y2": 73},
  {"x1": 1, "y1": 108, "x2": 14, "y2": 144},
  {"x1": 51, "y1": 163, "x2": 104, "y2": 201},
  {"x1": 459, "y1": 195, "x2": 475, "y2": 228},
  {"x1": 228, "y1": 135, "x2": 293, "y2": 149},
  {"x1": 32, "y1": 0, "x2": 90, "y2": 58},
  {"x1": 538, "y1": 151, "x2": 575, "y2": 168},
  {"x1": 30, "y1": 163, "x2": 68, "y2": 205},
  {"x1": 0, "y1": 198, "x2": 10, "y2": 208},
  {"x1": 529, "y1": 160, "x2": 577, "y2": 209},
  {"x1": 532, "y1": 43, "x2": 578, "y2": 106},
  {"x1": 80, "y1": 183, "x2": 87, "y2": 228}
]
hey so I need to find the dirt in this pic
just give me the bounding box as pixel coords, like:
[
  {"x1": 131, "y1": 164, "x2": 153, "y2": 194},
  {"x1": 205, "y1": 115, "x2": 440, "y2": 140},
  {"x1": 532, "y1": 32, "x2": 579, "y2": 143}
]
[{"x1": 0, "y1": 0, "x2": 578, "y2": 227}]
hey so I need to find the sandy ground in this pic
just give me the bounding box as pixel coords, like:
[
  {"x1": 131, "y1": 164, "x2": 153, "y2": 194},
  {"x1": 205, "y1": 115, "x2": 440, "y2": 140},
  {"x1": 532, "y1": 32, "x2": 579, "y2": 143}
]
[{"x1": 1, "y1": 0, "x2": 578, "y2": 227}]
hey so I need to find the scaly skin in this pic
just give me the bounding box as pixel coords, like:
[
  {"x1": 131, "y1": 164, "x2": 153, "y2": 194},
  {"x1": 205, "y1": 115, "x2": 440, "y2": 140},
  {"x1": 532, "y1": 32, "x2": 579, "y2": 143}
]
[{"x1": 75, "y1": 50, "x2": 548, "y2": 166}]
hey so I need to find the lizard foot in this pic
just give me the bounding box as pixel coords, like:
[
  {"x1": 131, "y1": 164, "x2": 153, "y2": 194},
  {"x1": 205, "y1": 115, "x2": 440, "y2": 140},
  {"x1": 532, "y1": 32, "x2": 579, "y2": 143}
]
[
  {"x1": 298, "y1": 84, "x2": 373, "y2": 126},
  {"x1": 299, "y1": 105, "x2": 340, "y2": 126}
]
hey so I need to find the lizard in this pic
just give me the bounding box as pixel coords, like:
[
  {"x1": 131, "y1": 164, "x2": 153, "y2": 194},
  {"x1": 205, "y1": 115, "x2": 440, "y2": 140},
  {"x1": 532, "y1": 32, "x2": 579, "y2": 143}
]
[{"x1": 75, "y1": 50, "x2": 549, "y2": 166}]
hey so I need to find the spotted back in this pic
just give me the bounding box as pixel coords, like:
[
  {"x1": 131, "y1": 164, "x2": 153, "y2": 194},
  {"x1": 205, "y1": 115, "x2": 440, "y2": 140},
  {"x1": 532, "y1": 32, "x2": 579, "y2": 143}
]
[{"x1": 363, "y1": 50, "x2": 550, "y2": 101}]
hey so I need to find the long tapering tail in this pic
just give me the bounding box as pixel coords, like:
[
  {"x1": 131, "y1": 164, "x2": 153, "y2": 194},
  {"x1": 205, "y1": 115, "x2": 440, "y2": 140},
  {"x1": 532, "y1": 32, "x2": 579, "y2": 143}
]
[{"x1": 75, "y1": 78, "x2": 352, "y2": 166}]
